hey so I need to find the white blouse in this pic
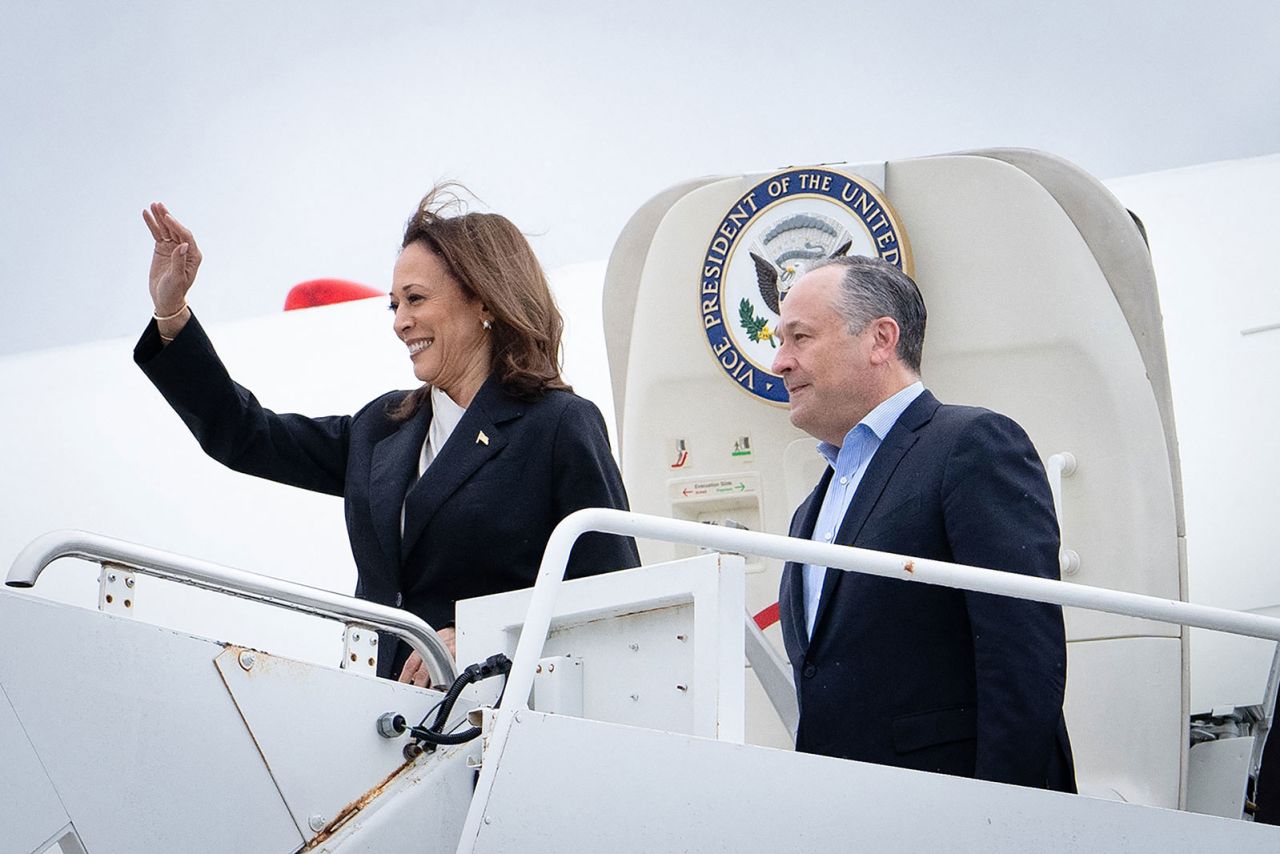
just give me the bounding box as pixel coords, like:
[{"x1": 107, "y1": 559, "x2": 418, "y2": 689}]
[
  {"x1": 400, "y1": 385, "x2": 467, "y2": 535},
  {"x1": 421, "y1": 385, "x2": 466, "y2": 474}
]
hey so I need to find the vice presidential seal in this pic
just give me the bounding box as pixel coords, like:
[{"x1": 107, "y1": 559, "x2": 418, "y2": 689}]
[{"x1": 698, "y1": 167, "x2": 913, "y2": 404}]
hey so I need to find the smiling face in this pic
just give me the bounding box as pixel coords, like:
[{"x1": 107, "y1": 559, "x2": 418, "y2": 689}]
[
  {"x1": 390, "y1": 241, "x2": 494, "y2": 406},
  {"x1": 771, "y1": 265, "x2": 883, "y2": 446}
]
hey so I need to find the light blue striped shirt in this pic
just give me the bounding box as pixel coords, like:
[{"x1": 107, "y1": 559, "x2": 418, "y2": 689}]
[{"x1": 803, "y1": 381, "x2": 925, "y2": 638}]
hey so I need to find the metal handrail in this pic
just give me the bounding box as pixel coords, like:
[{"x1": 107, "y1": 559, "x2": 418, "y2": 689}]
[
  {"x1": 507, "y1": 509, "x2": 1280, "y2": 716},
  {"x1": 1046, "y1": 452, "x2": 1081, "y2": 575},
  {"x1": 4, "y1": 529, "x2": 457, "y2": 688},
  {"x1": 455, "y1": 507, "x2": 1280, "y2": 853}
]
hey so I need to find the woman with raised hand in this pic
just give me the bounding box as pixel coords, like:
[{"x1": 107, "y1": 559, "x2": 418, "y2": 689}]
[{"x1": 136, "y1": 190, "x2": 640, "y2": 685}]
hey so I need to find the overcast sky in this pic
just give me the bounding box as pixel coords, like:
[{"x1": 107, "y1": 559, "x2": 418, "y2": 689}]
[{"x1": 2, "y1": 0, "x2": 1278, "y2": 357}]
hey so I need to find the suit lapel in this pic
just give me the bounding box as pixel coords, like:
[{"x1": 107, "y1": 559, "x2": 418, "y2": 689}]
[
  {"x1": 370, "y1": 400, "x2": 430, "y2": 566},
  {"x1": 400, "y1": 376, "x2": 523, "y2": 561},
  {"x1": 783, "y1": 471, "x2": 831, "y2": 659},
  {"x1": 809, "y1": 391, "x2": 940, "y2": 640}
]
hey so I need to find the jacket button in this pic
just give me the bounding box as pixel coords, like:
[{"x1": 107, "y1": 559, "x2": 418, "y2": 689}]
[{"x1": 802, "y1": 664, "x2": 816, "y2": 678}]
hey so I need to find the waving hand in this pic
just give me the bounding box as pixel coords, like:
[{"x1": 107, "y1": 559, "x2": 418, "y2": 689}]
[{"x1": 142, "y1": 202, "x2": 201, "y2": 340}]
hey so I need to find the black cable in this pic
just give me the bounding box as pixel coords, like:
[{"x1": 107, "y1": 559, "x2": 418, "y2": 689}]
[
  {"x1": 414, "y1": 696, "x2": 446, "y2": 730},
  {"x1": 431, "y1": 653, "x2": 513, "y2": 731},
  {"x1": 409, "y1": 723, "x2": 482, "y2": 745},
  {"x1": 409, "y1": 653, "x2": 512, "y2": 750},
  {"x1": 429, "y1": 670, "x2": 477, "y2": 733}
]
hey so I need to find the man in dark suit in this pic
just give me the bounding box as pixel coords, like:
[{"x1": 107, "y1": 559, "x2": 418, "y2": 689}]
[{"x1": 771, "y1": 255, "x2": 1075, "y2": 791}]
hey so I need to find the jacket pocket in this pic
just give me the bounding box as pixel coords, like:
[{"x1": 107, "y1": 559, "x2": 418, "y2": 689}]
[
  {"x1": 874, "y1": 490, "x2": 923, "y2": 525},
  {"x1": 891, "y1": 706, "x2": 976, "y2": 754}
]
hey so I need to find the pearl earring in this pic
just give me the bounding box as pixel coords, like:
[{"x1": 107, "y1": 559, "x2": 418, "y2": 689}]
[{"x1": 482, "y1": 319, "x2": 492, "y2": 330}]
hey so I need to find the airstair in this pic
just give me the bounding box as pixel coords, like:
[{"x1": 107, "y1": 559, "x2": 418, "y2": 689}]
[{"x1": 4, "y1": 510, "x2": 1280, "y2": 852}]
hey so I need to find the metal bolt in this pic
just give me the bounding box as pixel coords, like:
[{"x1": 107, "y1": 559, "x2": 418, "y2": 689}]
[
  {"x1": 308, "y1": 814, "x2": 326, "y2": 832},
  {"x1": 676, "y1": 634, "x2": 687, "y2": 642},
  {"x1": 548, "y1": 663, "x2": 555, "y2": 673},
  {"x1": 107, "y1": 573, "x2": 117, "y2": 583},
  {"x1": 370, "y1": 635, "x2": 377, "y2": 647},
  {"x1": 676, "y1": 684, "x2": 688, "y2": 692},
  {"x1": 352, "y1": 632, "x2": 361, "y2": 642},
  {"x1": 377, "y1": 712, "x2": 406, "y2": 739},
  {"x1": 125, "y1": 577, "x2": 135, "y2": 588},
  {"x1": 238, "y1": 651, "x2": 256, "y2": 671},
  {"x1": 483, "y1": 816, "x2": 492, "y2": 825},
  {"x1": 536, "y1": 664, "x2": 542, "y2": 674},
  {"x1": 630, "y1": 693, "x2": 640, "y2": 701},
  {"x1": 629, "y1": 643, "x2": 639, "y2": 651}
]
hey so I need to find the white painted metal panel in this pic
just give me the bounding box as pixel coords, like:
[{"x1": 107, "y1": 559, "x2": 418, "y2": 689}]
[
  {"x1": 214, "y1": 646, "x2": 451, "y2": 838},
  {"x1": 1064, "y1": 637, "x2": 1183, "y2": 807},
  {"x1": 456, "y1": 554, "x2": 745, "y2": 741},
  {"x1": 1187, "y1": 737, "x2": 1252, "y2": 819},
  {"x1": 0, "y1": 592, "x2": 302, "y2": 853},
  {"x1": 0, "y1": 684, "x2": 70, "y2": 854},
  {"x1": 466, "y1": 710, "x2": 1279, "y2": 853}
]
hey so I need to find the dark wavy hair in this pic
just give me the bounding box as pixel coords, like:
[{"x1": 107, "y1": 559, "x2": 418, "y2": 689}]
[{"x1": 389, "y1": 185, "x2": 571, "y2": 421}]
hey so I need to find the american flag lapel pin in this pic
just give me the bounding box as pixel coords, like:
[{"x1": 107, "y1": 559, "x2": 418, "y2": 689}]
[{"x1": 477, "y1": 430, "x2": 489, "y2": 446}]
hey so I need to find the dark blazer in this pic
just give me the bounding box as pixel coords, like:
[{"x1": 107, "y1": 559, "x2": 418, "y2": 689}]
[
  {"x1": 136, "y1": 315, "x2": 640, "y2": 677},
  {"x1": 779, "y1": 390, "x2": 1075, "y2": 791}
]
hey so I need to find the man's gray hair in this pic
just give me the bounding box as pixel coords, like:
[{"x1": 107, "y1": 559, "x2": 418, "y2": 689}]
[{"x1": 810, "y1": 255, "x2": 926, "y2": 374}]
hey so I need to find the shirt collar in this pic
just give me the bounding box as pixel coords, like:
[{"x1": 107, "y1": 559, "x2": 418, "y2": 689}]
[
  {"x1": 816, "y1": 380, "x2": 925, "y2": 467},
  {"x1": 429, "y1": 385, "x2": 467, "y2": 430}
]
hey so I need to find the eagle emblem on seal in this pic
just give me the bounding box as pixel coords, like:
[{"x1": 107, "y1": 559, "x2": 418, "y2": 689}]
[{"x1": 740, "y1": 213, "x2": 853, "y2": 345}]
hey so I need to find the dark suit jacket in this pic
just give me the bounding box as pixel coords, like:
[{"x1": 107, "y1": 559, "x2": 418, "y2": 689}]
[
  {"x1": 136, "y1": 316, "x2": 639, "y2": 677},
  {"x1": 780, "y1": 390, "x2": 1075, "y2": 791}
]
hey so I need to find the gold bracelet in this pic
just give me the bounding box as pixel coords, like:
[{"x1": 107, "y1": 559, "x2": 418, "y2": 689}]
[{"x1": 153, "y1": 303, "x2": 188, "y2": 322}]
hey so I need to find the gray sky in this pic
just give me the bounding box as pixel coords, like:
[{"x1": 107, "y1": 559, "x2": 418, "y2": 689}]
[{"x1": 3, "y1": 0, "x2": 1278, "y2": 357}]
